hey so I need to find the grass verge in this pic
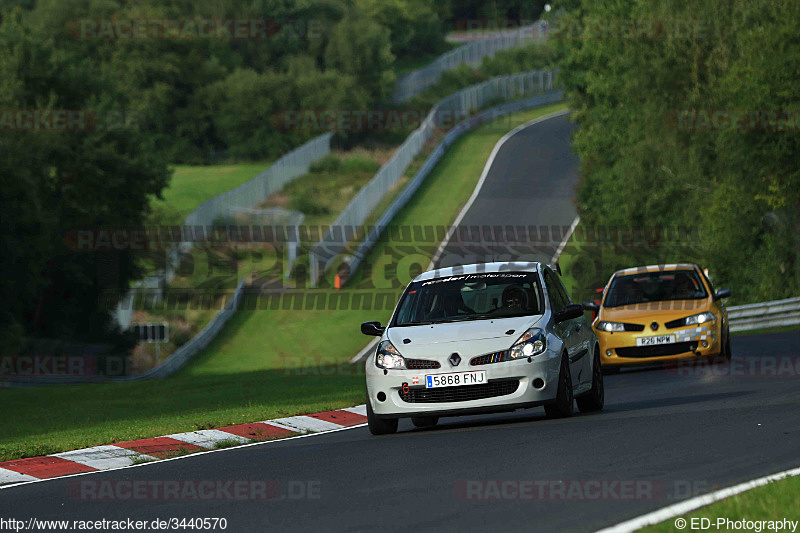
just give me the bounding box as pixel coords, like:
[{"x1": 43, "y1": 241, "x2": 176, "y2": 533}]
[
  {"x1": 258, "y1": 149, "x2": 386, "y2": 230},
  {"x1": 213, "y1": 439, "x2": 251, "y2": 450},
  {"x1": 151, "y1": 163, "x2": 272, "y2": 222},
  {"x1": 0, "y1": 102, "x2": 566, "y2": 462},
  {"x1": 0, "y1": 369, "x2": 365, "y2": 461},
  {"x1": 641, "y1": 475, "x2": 800, "y2": 532}
]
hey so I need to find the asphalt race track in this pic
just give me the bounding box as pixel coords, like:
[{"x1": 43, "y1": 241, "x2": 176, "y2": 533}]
[
  {"x1": 3, "y1": 114, "x2": 798, "y2": 533},
  {"x1": 436, "y1": 111, "x2": 579, "y2": 268},
  {"x1": 3, "y1": 332, "x2": 798, "y2": 531}
]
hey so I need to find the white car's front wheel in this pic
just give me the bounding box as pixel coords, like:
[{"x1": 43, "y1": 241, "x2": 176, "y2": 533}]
[
  {"x1": 544, "y1": 352, "x2": 574, "y2": 418},
  {"x1": 577, "y1": 347, "x2": 604, "y2": 412},
  {"x1": 367, "y1": 394, "x2": 398, "y2": 435}
]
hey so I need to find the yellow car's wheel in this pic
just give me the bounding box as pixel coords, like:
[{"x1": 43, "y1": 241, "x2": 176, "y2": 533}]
[{"x1": 722, "y1": 329, "x2": 732, "y2": 361}]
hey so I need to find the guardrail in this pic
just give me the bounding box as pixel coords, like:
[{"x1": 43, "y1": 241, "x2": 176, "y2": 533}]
[
  {"x1": 727, "y1": 297, "x2": 800, "y2": 332},
  {"x1": 393, "y1": 22, "x2": 546, "y2": 103},
  {"x1": 308, "y1": 69, "x2": 556, "y2": 286},
  {"x1": 127, "y1": 279, "x2": 246, "y2": 380}
]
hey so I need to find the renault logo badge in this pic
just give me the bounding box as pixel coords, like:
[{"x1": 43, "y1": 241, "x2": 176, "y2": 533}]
[
  {"x1": 650, "y1": 322, "x2": 659, "y2": 331},
  {"x1": 449, "y1": 353, "x2": 461, "y2": 367}
]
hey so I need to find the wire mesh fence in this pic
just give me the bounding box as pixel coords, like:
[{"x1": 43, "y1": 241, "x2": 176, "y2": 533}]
[
  {"x1": 114, "y1": 133, "x2": 333, "y2": 330},
  {"x1": 229, "y1": 206, "x2": 305, "y2": 279},
  {"x1": 392, "y1": 22, "x2": 547, "y2": 103},
  {"x1": 177, "y1": 133, "x2": 332, "y2": 250},
  {"x1": 346, "y1": 91, "x2": 564, "y2": 281},
  {"x1": 309, "y1": 70, "x2": 556, "y2": 286}
]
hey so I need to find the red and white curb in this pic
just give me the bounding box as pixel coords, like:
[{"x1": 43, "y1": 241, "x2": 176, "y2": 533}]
[{"x1": 0, "y1": 405, "x2": 367, "y2": 485}]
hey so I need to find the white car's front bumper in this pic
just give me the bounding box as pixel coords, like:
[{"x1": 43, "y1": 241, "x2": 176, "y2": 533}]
[{"x1": 366, "y1": 350, "x2": 562, "y2": 418}]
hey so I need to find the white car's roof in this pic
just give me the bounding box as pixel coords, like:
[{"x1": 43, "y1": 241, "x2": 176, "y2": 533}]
[{"x1": 412, "y1": 262, "x2": 543, "y2": 283}]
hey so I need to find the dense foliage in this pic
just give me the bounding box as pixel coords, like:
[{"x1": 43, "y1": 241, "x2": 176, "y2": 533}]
[
  {"x1": 556, "y1": 0, "x2": 800, "y2": 303},
  {"x1": 0, "y1": 0, "x2": 546, "y2": 352},
  {"x1": 0, "y1": 6, "x2": 170, "y2": 352}
]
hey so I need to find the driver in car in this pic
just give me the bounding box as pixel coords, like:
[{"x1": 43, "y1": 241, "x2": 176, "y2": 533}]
[
  {"x1": 501, "y1": 285, "x2": 527, "y2": 310},
  {"x1": 433, "y1": 289, "x2": 474, "y2": 319}
]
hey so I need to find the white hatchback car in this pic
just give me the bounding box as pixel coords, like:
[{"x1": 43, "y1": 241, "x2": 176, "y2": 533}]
[{"x1": 361, "y1": 262, "x2": 604, "y2": 435}]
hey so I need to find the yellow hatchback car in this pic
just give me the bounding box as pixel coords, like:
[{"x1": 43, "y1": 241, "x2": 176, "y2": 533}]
[{"x1": 583, "y1": 264, "x2": 732, "y2": 369}]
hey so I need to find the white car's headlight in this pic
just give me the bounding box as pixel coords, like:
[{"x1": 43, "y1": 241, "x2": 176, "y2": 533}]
[
  {"x1": 596, "y1": 321, "x2": 626, "y2": 332},
  {"x1": 509, "y1": 329, "x2": 546, "y2": 359},
  {"x1": 683, "y1": 311, "x2": 715, "y2": 326},
  {"x1": 375, "y1": 340, "x2": 406, "y2": 369}
]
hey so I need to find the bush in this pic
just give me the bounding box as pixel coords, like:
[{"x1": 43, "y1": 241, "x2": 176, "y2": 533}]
[
  {"x1": 289, "y1": 196, "x2": 331, "y2": 216},
  {"x1": 310, "y1": 155, "x2": 342, "y2": 173}
]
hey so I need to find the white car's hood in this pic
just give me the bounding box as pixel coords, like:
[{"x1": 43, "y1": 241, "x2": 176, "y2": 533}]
[{"x1": 387, "y1": 315, "x2": 543, "y2": 358}]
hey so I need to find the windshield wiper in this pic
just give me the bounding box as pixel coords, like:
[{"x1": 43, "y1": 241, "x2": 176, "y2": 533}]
[
  {"x1": 398, "y1": 316, "x2": 486, "y2": 326},
  {"x1": 438, "y1": 314, "x2": 496, "y2": 323}
]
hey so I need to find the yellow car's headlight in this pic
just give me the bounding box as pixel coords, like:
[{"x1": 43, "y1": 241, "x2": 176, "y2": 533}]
[
  {"x1": 682, "y1": 312, "x2": 715, "y2": 326},
  {"x1": 596, "y1": 321, "x2": 625, "y2": 332}
]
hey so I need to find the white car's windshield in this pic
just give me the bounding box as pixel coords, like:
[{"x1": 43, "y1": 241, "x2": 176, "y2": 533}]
[{"x1": 394, "y1": 272, "x2": 543, "y2": 326}]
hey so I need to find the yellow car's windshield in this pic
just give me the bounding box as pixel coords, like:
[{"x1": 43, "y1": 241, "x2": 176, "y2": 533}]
[{"x1": 604, "y1": 270, "x2": 708, "y2": 308}]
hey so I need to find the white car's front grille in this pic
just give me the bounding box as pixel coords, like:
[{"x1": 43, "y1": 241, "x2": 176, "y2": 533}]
[
  {"x1": 398, "y1": 380, "x2": 519, "y2": 403},
  {"x1": 406, "y1": 358, "x2": 441, "y2": 370}
]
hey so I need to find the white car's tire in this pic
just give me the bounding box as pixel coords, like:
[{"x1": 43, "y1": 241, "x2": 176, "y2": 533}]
[
  {"x1": 577, "y1": 348, "x2": 604, "y2": 413},
  {"x1": 367, "y1": 394, "x2": 398, "y2": 435},
  {"x1": 544, "y1": 352, "x2": 574, "y2": 418}
]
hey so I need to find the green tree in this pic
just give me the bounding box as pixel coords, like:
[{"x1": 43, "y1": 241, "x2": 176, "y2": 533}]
[
  {"x1": 0, "y1": 7, "x2": 170, "y2": 351},
  {"x1": 357, "y1": 0, "x2": 446, "y2": 57},
  {"x1": 324, "y1": 10, "x2": 395, "y2": 102},
  {"x1": 558, "y1": 0, "x2": 800, "y2": 303}
]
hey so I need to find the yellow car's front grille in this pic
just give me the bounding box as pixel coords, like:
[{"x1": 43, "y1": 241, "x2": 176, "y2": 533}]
[{"x1": 615, "y1": 342, "x2": 698, "y2": 358}]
